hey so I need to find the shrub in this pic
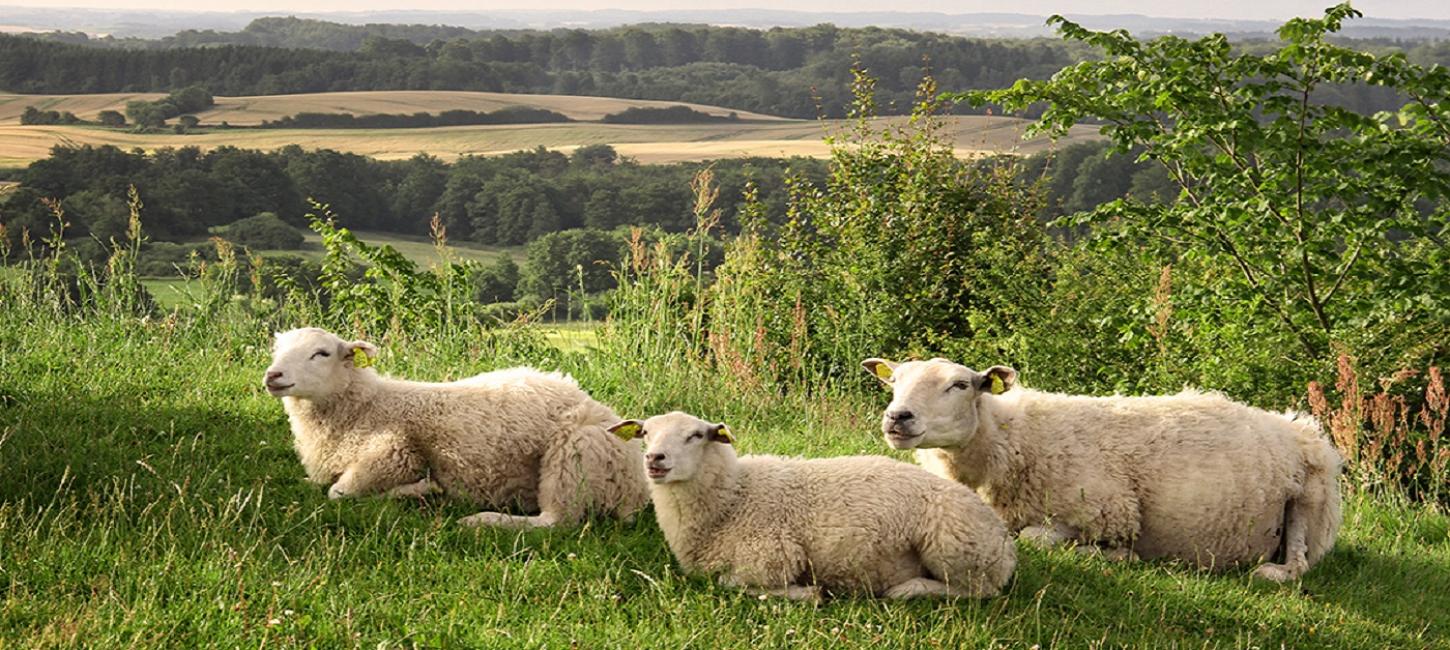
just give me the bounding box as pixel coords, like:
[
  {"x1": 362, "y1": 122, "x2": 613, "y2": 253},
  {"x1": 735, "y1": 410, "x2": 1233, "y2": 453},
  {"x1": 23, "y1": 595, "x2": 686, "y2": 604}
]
[
  {"x1": 961, "y1": 3, "x2": 1450, "y2": 374},
  {"x1": 1310, "y1": 357, "x2": 1448, "y2": 505},
  {"x1": 97, "y1": 110, "x2": 125, "y2": 127},
  {"x1": 600, "y1": 105, "x2": 737, "y2": 124},
  {"x1": 223, "y1": 212, "x2": 305, "y2": 250},
  {"x1": 704, "y1": 72, "x2": 1049, "y2": 389}
]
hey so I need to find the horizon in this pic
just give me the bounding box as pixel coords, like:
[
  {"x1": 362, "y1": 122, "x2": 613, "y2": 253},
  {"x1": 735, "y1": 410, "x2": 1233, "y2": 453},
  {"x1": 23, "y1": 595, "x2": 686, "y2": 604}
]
[{"x1": 1, "y1": 1, "x2": 1448, "y2": 21}]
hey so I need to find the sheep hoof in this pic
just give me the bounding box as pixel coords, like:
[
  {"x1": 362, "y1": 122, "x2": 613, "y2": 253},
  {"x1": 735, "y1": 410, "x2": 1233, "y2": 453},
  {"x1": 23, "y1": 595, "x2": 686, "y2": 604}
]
[{"x1": 1252, "y1": 562, "x2": 1300, "y2": 583}]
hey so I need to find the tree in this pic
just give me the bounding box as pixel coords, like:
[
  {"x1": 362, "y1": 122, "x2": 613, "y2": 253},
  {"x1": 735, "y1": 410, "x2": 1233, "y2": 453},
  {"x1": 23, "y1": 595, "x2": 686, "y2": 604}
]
[
  {"x1": 472, "y1": 256, "x2": 520, "y2": 303},
  {"x1": 224, "y1": 212, "x2": 305, "y2": 249},
  {"x1": 519, "y1": 228, "x2": 621, "y2": 301},
  {"x1": 961, "y1": 4, "x2": 1450, "y2": 360},
  {"x1": 61, "y1": 189, "x2": 130, "y2": 241},
  {"x1": 125, "y1": 100, "x2": 166, "y2": 129},
  {"x1": 97, "y1": 110, "x2": 125, "y2": 127},
  {"x1": 583, "y1": 188, "x2": 626, "y2": 229}
]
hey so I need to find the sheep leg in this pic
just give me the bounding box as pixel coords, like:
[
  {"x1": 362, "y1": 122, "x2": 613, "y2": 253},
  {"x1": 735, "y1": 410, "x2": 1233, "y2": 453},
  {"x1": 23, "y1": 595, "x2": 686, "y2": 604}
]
[
  {"x1": 458, "y1": 510, "x2": 560, "y2": 530},
  {"x1": 1019, "y1": 522, "x2": 1077, "y2": 547},
  {"x1": 719, "y1": 575, "x2": 821, "y2": 602},
  {"x1": 327, "y1": 438, "x2": 426, "y2": 500},
  {"x1": 747, "y1": 585, "x2": 822, "y2": 602},
  {"x1": 1254, "y1": 500, "x2": 1309, "y2": 582},
  {"x1": 885, "y1": 577, "x2": 976, "y2": 599},
  {"x1": 385, "y1": 477, "x2": 441, "y2": 498}
]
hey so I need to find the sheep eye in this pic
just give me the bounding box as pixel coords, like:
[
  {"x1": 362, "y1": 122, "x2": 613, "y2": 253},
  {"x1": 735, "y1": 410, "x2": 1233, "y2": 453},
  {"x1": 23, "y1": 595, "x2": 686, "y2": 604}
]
[
  {"x1": 310, "y1": 350, "x2": 331, "y2": 360},
  {"x1": 686, "y1": 432, "x2": 704, "y2": 442},
  {"x1": 948, "y1": 381, "x2": 970, "y2": 392}
]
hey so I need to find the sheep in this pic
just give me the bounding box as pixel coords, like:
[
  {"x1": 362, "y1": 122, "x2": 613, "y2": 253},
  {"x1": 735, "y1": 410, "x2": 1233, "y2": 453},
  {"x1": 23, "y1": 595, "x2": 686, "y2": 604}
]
[
  {"x1": 262, "y1": 327, "x2": 648, "y2": 529},
  {"x1": 861, "y1": 357, "x2": 1342, "y2": 582},
  {"x1": 608, "y1": 411, "x2": 1016, "y2": 600}
]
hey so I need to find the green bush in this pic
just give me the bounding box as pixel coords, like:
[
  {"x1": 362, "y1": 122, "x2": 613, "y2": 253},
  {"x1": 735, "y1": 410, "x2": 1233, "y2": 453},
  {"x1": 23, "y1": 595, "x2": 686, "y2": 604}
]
[
  {"x1": 223, "y1": 212, "x2": 305, "y2": 250},
  {"x1": 704, "y1": 72, "x2": 1050, "y2": 389},
  {"x1": 960, "y1": 3, "x2": 1450, "y2": 387}
]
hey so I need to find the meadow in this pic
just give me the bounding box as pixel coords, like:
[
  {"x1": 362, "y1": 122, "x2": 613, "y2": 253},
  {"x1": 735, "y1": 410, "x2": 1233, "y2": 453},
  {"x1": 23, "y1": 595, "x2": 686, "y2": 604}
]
[
  {"x1": 3, "y1": 10, "x2": 1447, "y2": 647},
  {"x1": 0, "y1": 268, "x2": 1446, "y2": 648},
  {"x1": 0, "y1": 90, "x2": 1100, "y2": 166}
]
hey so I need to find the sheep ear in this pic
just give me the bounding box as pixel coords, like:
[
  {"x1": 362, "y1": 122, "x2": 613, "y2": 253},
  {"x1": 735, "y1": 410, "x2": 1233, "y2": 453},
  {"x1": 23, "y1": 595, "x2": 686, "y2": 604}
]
[
  {"x1": 345, "y1": 340, "x2": 379, "y2": 368},
  {"x1": 710, "y1": 423, "x2": 735, "y2": 445},
  {"x1": 861, "y1": 358, "x2": 897, "y2": 385},
  {"x1": 978, "y1": 365, "x2": 1017, "y2": 395},
  {"x1": 608, "y1": 420, "x2": 645, "y2": 440}
]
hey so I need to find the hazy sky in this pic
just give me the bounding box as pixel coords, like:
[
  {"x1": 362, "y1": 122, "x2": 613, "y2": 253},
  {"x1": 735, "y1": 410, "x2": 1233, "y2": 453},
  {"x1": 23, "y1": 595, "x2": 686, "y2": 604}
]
[{"x1": 1, "y1": 1, "x2": 1446, "y2": 21}]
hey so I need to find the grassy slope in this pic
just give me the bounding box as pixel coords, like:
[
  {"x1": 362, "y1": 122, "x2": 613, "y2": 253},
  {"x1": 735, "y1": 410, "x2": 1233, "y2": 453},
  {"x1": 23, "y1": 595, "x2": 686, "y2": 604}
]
[{"x1": 0, "y1": 305, "x2": 1445, "y2": 648}]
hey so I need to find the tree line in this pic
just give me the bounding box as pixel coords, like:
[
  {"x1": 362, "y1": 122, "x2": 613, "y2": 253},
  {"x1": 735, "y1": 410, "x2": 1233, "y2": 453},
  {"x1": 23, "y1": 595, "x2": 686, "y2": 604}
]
[
  {"x1": 258, "y1": 106, "x2": 571, "y2": 129},
  {"x1": 9, "y1": 20, "x2": 1446, "y2": 120},
  {"x1": 0, "y1": 23, "x2": 1082, "y2": 118},
  {"x1": 0, "y1": 143, "x2": 820, "y2": 251}
]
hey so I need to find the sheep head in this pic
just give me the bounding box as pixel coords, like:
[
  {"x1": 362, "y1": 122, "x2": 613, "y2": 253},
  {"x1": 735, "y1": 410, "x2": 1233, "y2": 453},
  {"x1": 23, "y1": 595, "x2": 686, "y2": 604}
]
[
  {"x1": 609, "y1": 411, "x2": 734, "y2": 483},
  {"x1": 264, "y1": 328, "x2": 378, "y2": 400},
  {"x1": 861, "y1": 357, "x2": 1016, "y2": 450}
]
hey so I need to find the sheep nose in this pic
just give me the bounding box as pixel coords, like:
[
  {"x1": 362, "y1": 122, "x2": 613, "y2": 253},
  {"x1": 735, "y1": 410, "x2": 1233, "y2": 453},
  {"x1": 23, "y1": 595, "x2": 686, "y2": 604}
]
[
  {"x1": 266, "y1": 371, "x2": 284, "y2": 381},
  {"x1": 887, "y1": 409, "x2": 914, "y2": 422},
  {"x1": 646, "y1": 453, "x2": 667, "y2": 463}
]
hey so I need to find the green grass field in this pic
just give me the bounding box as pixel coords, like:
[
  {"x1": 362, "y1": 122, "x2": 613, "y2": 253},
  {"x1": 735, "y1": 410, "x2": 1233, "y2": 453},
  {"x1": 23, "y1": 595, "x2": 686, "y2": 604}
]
[
  {"x1": 139, "y1": 232, "x2": 524, "y2": 310},
  {"x1": 0, "y1": 294, "x2": 1445, "y2": 648}
]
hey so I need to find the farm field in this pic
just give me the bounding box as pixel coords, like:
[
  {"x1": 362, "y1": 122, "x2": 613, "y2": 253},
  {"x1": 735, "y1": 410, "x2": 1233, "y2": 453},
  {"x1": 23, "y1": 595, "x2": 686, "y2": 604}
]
[
  {"x1": 0, "y1": 90, "x2": 785, "y2": 125},
  {"x1": 0, "y1": 91, "x2": 1099, "y2": 166}
]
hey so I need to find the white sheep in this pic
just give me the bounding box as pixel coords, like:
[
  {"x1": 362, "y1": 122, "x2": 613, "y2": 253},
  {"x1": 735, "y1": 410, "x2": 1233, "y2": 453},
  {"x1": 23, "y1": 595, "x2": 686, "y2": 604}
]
[
  {"x1": 263, "y1": 327, "x2": 648, "y2": 529},
  {"x1": 608, "y1": 411, "x2": 1016, "y2": 600},
  {"x1": 861, "y1": 357, "x2": 1342, "y2": 582}
]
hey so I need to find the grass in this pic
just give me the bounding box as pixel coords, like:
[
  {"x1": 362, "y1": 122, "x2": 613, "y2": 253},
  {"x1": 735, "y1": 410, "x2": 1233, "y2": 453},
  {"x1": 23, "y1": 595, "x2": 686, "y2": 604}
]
[
  {"x1": 0, "y1": 92, "x2": 1096, "y2": 167},
  {"x1": 137, "y1": 232, "x2": 524, "y2": 310},
  {"x1": 540, "y1": 322, "x2": 601, "y2": 354},
  {"x1": 0, "y1": 297, "x2": 1446, "y2": 648}
]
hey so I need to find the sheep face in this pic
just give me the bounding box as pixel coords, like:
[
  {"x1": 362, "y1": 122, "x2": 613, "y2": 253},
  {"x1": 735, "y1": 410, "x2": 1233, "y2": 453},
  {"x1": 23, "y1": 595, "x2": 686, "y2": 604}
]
[
  {"x1": 862, "y1": 358, "x2": 1016, "y2": 450},
  {"x1": 609, "y1": 411, "x2": 734, "y2": 484},
  {"x1": 264, "y1": 328, "x2": 378, "y2": 400}
]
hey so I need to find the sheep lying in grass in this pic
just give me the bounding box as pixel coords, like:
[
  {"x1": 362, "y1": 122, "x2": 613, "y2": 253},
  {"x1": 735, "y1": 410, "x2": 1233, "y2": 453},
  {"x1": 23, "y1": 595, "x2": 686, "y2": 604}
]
[
  {"x1": 263, "y1": 327, "x2": 648, "y2": 529},
  {"x1": 609, "y1": 411, "x2": 1016, "y2": 600},
  {"x1": 862, "y1": 357, "x2": 1342, "y2": 582}
]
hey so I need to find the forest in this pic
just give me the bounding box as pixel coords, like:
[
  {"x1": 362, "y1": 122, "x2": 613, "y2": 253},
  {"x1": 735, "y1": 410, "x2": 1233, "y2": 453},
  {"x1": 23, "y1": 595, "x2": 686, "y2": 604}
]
[{"x1": 9, "y1": 20, "x2": 1450, "y2": 119}]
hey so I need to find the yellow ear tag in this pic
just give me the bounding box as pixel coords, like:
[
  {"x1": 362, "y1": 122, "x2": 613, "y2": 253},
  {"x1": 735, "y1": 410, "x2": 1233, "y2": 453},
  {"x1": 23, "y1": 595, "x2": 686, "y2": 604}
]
[
  {"x1": 990, "y1": 375, "x2": 1006, "y2": 395},
  {"x1": 611, "y1": 422, "x2": 642, "y2": 441},
  {"x1": 352, "y1": 350, "x2": 374, "y2": 369},
  {"x1": 872, "y1": 363, "x2": 893, "y2": 381},
  {"x1": 716, "y1": 425, "x2": 735, "y2": 444}
]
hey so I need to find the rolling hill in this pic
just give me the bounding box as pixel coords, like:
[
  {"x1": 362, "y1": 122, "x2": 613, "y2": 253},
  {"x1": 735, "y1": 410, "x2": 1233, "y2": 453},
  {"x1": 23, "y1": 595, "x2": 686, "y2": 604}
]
[{"x1": 0, "y1": 90, "x2": 1099, "y2": 166}]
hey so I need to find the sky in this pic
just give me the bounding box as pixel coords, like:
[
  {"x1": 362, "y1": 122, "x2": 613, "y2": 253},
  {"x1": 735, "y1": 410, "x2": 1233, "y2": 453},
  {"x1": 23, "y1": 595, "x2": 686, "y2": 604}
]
[{"x1": 0, "y1": 0, "x2": 1446, "y2": 21}]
